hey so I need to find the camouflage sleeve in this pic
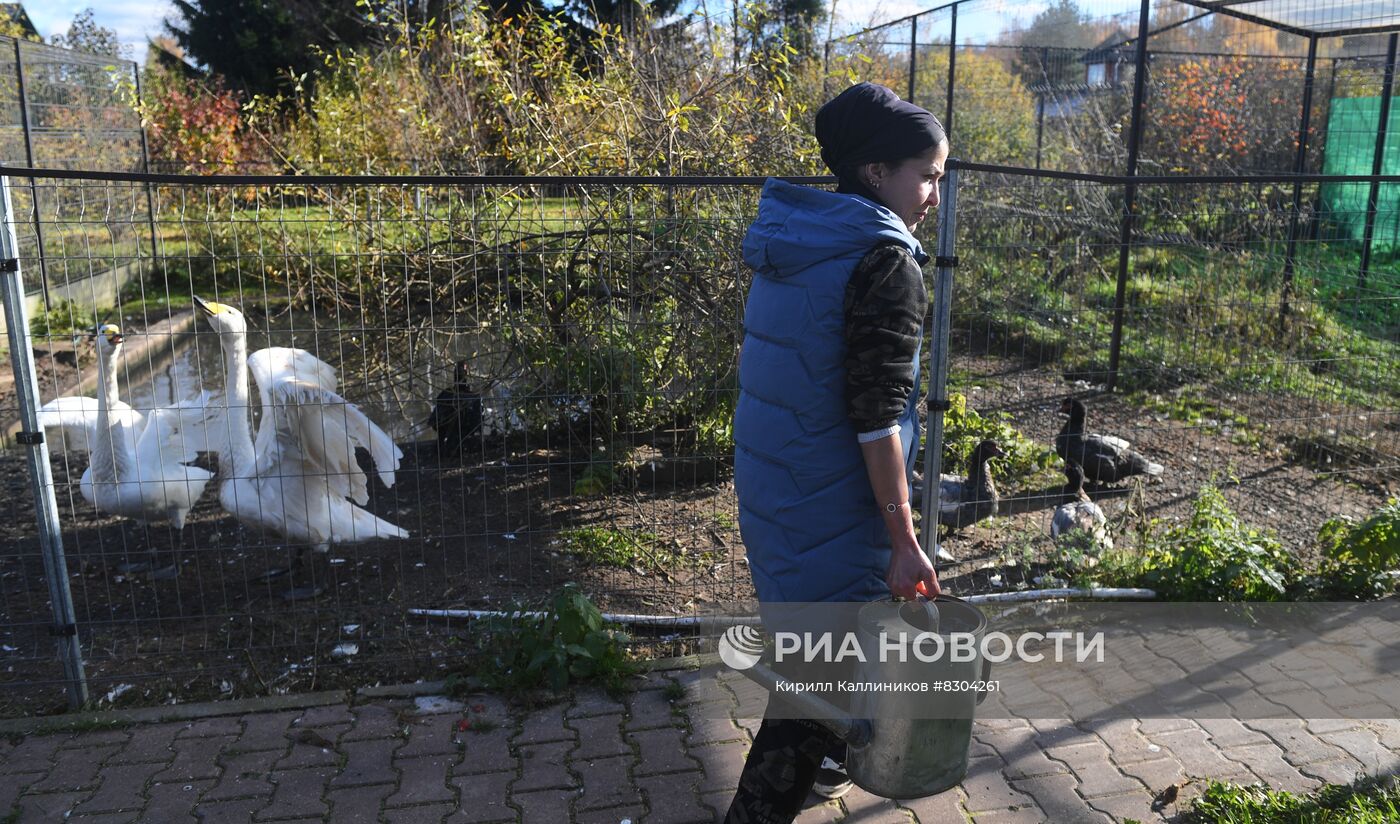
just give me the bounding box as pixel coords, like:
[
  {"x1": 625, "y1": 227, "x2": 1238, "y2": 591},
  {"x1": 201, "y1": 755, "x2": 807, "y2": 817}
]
[{"x1": 844, "y1": 243, "x2": 929, "y2": 437}]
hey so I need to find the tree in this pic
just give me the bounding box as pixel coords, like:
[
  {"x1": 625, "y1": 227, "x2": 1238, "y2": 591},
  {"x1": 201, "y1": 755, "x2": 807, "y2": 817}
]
[
  {"x1": 1009, "y1": 0, "x2": 1109, "y2": 88},
  {"x1": 51, "y1": 8, "x2": 125, "y2": 58},
  {"x1": 165, "y1": 0, "x2": 374, "y2": 97}
]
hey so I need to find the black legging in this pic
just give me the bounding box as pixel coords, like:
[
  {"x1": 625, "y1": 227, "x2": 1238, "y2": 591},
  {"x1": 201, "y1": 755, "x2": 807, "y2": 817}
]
[{"x1": 724, "y1": 714, "x2": 845, "y2": 824}]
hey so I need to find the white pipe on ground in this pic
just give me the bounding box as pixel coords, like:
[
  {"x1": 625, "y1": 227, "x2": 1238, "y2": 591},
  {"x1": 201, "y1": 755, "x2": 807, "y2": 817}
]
[{"x1": 407, "y1": 587, "x2": 1158, "y2": 628}]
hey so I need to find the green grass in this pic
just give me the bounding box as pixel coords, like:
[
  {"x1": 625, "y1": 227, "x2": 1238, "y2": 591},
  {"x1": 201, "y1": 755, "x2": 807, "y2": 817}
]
[
  {"x1": 558, "y1": 525, "x2": 717, "y2": 573},
  {"x1": 1174, "y1": 774, "x2": 1400, "y2": 823},
  {"x1": 962, "y1": 243, "x2": 1399, "y2": 411}
]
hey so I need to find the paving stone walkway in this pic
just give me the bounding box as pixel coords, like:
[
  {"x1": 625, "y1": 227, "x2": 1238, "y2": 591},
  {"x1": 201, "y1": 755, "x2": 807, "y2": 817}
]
[{"x1": 1, "y1": 669, "x2": 1398, "y2": 823}]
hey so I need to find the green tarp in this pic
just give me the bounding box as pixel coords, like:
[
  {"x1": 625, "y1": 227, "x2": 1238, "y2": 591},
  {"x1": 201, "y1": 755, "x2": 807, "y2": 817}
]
[{"x1": 1320, "y1": 96, "x2": 1399, "y2": 252}]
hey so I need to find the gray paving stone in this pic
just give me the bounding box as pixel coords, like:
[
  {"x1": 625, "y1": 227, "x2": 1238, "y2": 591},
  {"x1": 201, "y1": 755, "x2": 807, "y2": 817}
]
[
  {"x1": 25, "y1": 743, "x2": 122, "y2": 792},
  {"x1": 894, "y1": 786, "x2": 970, "y2": 824},
  {"x1": 570, "y1": 713, "x2": 632, "y2": 761},
  {"x1": 192, "y1": 796, "x2": 268, "y2": 824},
  {"x1": 387, "y1": 755, "x2": 456, "y2": 807},
  {"x1": 578, "y1": 803, "x2": 646, "y2": 823},
  {"x1": 57, "y1": 729, "x2": 131, "y2": 749},
  {"x1": 399, "y1": 715, "x2": 460, "y2": 759},
  {"x1": 1064, "y1": 757, "x2": 1142, "y2": 799},
  {"x1": 691, "y1": 741, "x2": 747, "y2": 796},
  {"x1": 384, "y1": 803, "x2": 453, "y2": 824},
  {"x1": 1298, "y1": 757, "x2": 1368, "y2": 786},
  {"x1": 625, "y1": 688, "x2": 681, "y2": 732},
  {"x1": 964, "y1": 806, "x2": 1047, "y2": 823},
  {"x1": 1008, "y1": 773, "x2": 1110, "y2": 823},
  {"x1": 515, "y1": 703, "x2": 574, "y2": 745},
  {"x1": 513, "y1": 740, "x2": 576, "y2": 792},
  {"x1": 176, "y1": 717, "x2": 243, "y2": 739},
  {"x1": 273, "y1": 724, "x2": 348, "y2": 769},
  {"x1": 143, "y1": 778, "x2": 211, "y2": 824},
  {"x1": 1085, "y1": 790, "x2": 1165, "y2": 824},
  {"x1": 1143, "y1": 728, "x2": 1256, "y2": 783},
  {"x1": 840, "y1": 785, "x2": 916, "y2": 822},
  {"x1": 257, "y1": 768, "x2": 335, "y2": 821},
  {"x1": 686, "y1": 716, "x2": 748, "y2": 748},
  {"x1": 202, "y1": 750, "x2": 278, "y2": 802},
  {"x1": 960, "y1": 756, "x2": 1038, "y2": 814},
  {"x1": 636, "y1": 771, "x2": 711, "y2": 823},
  {"x1": 456, "y1": 727, "x2": 514, "y2": 776},
  {"x1": 331, "y1": 738, "x2": 402, "y2": 787},
  {"x1": 630, "y1": 726, "x2": 700, "y2": 776},
  {"x1": 1317, "y1": 728, "x2": 1400, "y2": 773},
  {"x1": 447, "y1": 771, "x2": 515, "y2": 822},
  {"x1": 572, "y1": 754, "x2": 641, "y2": 812},
  {"x1": 974, "y1": 729, "x2": 1070, "y2": 780},
  {"x1": 0, "y1": 736, "x2": 64, "y2": 776},
  {"x1": 1197, "y1": 718, "x2": 1272, "y2": 749},
  {"x1": 70, "y1": 761, "x2": 165, "y2": 815},
  {"x1": 68, "y1": 811, "x2": 139, "y2": 823},
  {"x1": 1111, "y1": 756, "x2": 1186, "y2": 799},
  {"x1": 230, "y1": 710, "x2": 301, "y2": 754},
  {"x1": 1244, "y1": 719, "x2": 1352, "y2": 766},
  {"x1": 1219, "y1": 742, "x2": 1320, "y2": 795},
  {"x1": 15, "y1": 790, "x2": 92, "y2": 821},
  {"x1": 344, "y1": 703, "x2": 409, "y2": 742},
  {"x1": 569, "y1": 687, "x2": 627, "y2": 719},
  {"x1": 325, "y1": 783, "x2": 395, "y2": 824},
  {"x1": 1078, "y1": 719, "x2": 1162, "y2": 766},
  {"x1": 296, "y1": 705, "x2": 356, "y2": 728},
  {"x1": 152, "y1": 735, "x2": 236, "y2": 783},
  {"x1": 510, "y1": 788, "x2": 571, "y2": 822}
]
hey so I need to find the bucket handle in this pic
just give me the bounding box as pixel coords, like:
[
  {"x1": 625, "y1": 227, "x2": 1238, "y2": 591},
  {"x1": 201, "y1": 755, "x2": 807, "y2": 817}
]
[{"x1": 976, "y1": 657, "x2": 993, "y2": 705}]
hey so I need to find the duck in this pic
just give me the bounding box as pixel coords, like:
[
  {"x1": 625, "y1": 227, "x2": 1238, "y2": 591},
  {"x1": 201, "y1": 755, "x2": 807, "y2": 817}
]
[
  {"x1": 422, "y1": 360, "x2": 482, "y2": 459},
  {"x1": 193, "y1": 297, "x2": 408, "y2": 599},
  {"x1": 1051, "y1": 462, "x2": 1111, "y2": 550},
  {"x1": 37, "y1": 323, "x2": 215, "y2": 578},
  {"x1": 1055, "y1": 398, "x2": 1163, "y2": 484},
  {"x1": 939, "y1": 439, "x2": 1004, "y2": 534}
]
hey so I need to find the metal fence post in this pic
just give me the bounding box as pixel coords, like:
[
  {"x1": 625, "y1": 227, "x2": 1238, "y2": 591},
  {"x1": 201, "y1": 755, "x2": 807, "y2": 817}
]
[
  {"x1": 920, "y1": 163, "x2": 958, "y2": 569},
  {"x1": 0, "y1": 175, "x2": 88, "y2": 710},
  {"x1": 944, "y1": 5, "x2": 957, "y2": 137},
  {"x1": 1035, "y1": 47, "x2": 1048, "y2": 169},
  {"x1": 1280, "y1": 36, "x2": 1318, "y2": 331},
  {"x1": 1359, "y1": 33, "x2": 1398, "y2": 288},
  {"x1": 1106, "y1": 0, "x2": 1152, "y2": 392},
  {"x1": 13, "y1": 38, "x2": 51, "y2": 314},
  {"x1": 133, "y1": 65, "x2": 162, "y2": 269},
  {"x1": 908, "y1": 16, "x2": 918, "y2": 105}
]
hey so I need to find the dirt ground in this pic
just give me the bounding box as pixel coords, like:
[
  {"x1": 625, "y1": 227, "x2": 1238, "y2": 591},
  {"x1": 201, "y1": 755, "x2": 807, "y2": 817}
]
[{"x1": 0, "y1": 349, "x2": 1394, "y2": 719}]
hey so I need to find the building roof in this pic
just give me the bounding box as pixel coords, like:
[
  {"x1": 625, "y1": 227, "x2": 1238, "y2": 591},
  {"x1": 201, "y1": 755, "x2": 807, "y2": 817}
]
[
  {"x1": 0, "y1": 4, "x2": 39, "y2": 39},
  {"x1": 1176, "y1": 0, "x2": 1400, "y2": 38}
]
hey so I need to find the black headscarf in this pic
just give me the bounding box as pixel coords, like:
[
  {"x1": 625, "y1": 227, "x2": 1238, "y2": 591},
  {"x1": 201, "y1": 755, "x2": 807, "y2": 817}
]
[{"x1": 814, "y1": 82, "x2": 946, "y2": 202}]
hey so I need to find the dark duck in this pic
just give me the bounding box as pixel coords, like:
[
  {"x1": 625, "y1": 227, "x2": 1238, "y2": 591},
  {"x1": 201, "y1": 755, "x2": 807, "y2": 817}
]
[
  {"x1": 939, "y1": 439, "x2": 1004, "y2": 531},
  {"x1": 1056, "y1": 398, "x2": 1163, "y2": 484},
  {"x1": 423, "y1": 362, "x2": 483, "y2": 459}
]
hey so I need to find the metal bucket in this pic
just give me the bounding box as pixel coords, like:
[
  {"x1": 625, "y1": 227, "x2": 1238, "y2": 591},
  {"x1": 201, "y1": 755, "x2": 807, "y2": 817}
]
[
  {"x1": 846, "y1": 595, "x2": 990, "y2": 798},
  {"x1": 739, "y1": 594, "x2": 991, "y2": 799}
]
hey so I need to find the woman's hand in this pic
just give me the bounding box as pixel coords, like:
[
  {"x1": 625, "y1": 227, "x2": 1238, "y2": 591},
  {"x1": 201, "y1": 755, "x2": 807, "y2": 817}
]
[{"x1": 886, "y1": 538, "x2": 940, "y2": 600}]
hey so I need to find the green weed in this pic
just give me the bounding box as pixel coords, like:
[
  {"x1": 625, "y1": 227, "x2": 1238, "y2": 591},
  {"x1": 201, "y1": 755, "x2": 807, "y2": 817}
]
[
  {"x1": 1181, "y1": 774, "x2": 1400, "y2": 823},
  {"x1": 467, "y1": 584, "x2": 637, "y2": 695}
]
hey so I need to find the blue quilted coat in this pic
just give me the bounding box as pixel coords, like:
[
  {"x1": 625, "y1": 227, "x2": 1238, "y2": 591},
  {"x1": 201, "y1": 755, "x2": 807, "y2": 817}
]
[{"x1": 735, "y1": 179, "x2": 928, "y2": 604}]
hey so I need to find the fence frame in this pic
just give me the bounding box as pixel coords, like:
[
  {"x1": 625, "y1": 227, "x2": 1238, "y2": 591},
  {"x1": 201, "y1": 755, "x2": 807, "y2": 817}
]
[{"x1": 829, "y1": 0, "x2": 1400, "y2": 388}]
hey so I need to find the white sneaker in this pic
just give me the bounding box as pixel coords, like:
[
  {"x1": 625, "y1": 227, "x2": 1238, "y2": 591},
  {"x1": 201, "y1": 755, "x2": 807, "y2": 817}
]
[{"x1": 812, "y1": 756, "x2": 854, "y2": 799}]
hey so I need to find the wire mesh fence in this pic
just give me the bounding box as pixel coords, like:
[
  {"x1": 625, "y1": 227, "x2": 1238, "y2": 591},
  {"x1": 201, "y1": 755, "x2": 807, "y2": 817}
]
[
  {"x1": 0, "y1": 174, "x2": 767, "y2": 715},
  {"x1": 0, "y1": 160, "x2": 1394, "y2": 716}
]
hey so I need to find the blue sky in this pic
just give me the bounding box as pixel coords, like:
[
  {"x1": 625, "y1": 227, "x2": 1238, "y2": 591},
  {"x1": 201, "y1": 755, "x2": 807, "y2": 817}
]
[
  {"x1": 27, "y1": 1, "x2": 176, "y2": 59},
  {"x1": 31, "y1": 0, "x2": 1042, "y2": 66}
]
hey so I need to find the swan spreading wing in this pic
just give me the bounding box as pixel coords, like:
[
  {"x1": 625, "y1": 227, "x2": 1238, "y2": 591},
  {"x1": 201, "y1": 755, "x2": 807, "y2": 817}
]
[{"x1": 247, "y1": 348, "x2": 403, "y2": 506}]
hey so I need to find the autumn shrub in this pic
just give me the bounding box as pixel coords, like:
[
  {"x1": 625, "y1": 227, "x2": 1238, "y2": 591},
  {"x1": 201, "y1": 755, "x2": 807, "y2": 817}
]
[{"x1": 139, "y1": 71, "x2": 264, "y2": 173}]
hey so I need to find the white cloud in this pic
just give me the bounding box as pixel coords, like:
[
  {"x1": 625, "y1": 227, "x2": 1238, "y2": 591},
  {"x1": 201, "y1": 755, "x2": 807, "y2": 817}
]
[{"x1": 26, "y1": 0, "x2": 177, "y2": 61}]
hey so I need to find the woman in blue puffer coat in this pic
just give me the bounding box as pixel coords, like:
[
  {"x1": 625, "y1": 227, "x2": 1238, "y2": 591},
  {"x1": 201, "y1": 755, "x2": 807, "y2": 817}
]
[{"x1": 725, "y1": 82, "x2": 949, "y2": 822}]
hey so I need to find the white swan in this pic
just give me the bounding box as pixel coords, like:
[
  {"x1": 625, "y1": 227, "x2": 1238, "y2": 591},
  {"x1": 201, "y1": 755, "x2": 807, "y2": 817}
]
[
  {"x1": 38, "y1": 323, "x2": 215, "y2": 577},
  {"x1": 193, "y1": 297, "x2": 407, "y2": 598}
]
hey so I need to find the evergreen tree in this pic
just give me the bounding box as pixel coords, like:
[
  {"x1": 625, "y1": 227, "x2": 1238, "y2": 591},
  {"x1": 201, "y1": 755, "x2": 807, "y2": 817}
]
[{"x1": 165, "y1": 0, "x2": 373, "y2": 97}]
